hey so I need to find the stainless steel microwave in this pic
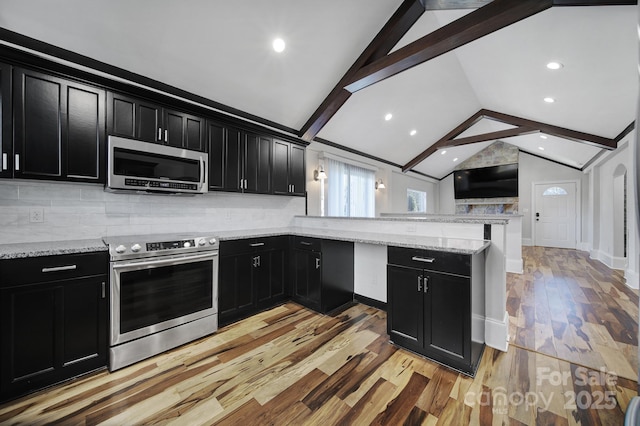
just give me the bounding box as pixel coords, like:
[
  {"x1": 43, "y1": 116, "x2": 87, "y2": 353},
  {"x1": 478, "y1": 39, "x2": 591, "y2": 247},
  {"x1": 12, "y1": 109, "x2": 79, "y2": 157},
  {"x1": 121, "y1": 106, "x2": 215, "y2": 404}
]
[{"x1": 106, "y1": 136, "x2": 208, "y2": 194}]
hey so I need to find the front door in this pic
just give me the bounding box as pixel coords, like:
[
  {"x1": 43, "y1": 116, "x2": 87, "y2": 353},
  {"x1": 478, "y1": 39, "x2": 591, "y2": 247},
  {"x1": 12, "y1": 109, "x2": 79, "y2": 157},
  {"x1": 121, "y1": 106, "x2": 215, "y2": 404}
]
[{"x1": 533, "y1": 182, "x2": 577, "y2": 249}]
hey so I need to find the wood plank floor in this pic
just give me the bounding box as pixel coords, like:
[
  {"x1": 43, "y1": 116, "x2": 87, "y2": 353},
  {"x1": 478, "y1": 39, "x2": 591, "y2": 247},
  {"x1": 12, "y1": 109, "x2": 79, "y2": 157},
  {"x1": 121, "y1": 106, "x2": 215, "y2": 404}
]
[
  {"x1": 507, "y1": 246, "x2": 639, "y2": 382},
  {"x1": 1, "y1": 247, "x2": 637, "y2": 425}
]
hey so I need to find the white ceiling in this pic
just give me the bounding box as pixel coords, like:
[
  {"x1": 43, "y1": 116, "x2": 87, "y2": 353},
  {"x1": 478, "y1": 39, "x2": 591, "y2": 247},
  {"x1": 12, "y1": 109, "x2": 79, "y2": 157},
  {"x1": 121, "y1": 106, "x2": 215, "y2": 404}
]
[{"x1": 0, "y1": 1, "x2": 636, "y2": 179}]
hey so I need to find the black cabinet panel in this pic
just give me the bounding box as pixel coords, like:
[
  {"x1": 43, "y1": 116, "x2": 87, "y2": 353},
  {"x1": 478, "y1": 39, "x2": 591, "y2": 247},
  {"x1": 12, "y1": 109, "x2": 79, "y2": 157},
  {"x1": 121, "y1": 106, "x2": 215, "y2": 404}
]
[
  {"x1": 186, "y1": 116, "x2": 204, "y2": 152},
  {"x1": 164, "y1": 110, "x2": 184, "y2": 148},
  {"x1": 14, "y1": 68, "x2": 105, "y2": 182},
  {"x1": 110, "y1": 96, "x2": 135, "y2": 138},
  {"x1": 0, "y1": 63, "x2": 12, "y2": 178},
  {"x1": 0, "y1": 254, "x2": 108, "y2": 402},
  {"x1": 137, "y1": 102, "x2": 161, "y2": 143},
  {"x1": 289, "y1": 144, "x2": 305, "y2": 196},
  {"x1": 272, "y1": 139, "x2": 305, "y2": 196},
  {"x1": 224, "y1": 127, "x2": 242, "y2": 192},
  {"x1": 387, "y1": 265, "x2": 423, "y2": 350},
  {"x1": 244, "y1": 133, "x2": 271, "y2": 194},
  {"x1": 207, "y1": 121, "x2": 225, "y2": 190}
]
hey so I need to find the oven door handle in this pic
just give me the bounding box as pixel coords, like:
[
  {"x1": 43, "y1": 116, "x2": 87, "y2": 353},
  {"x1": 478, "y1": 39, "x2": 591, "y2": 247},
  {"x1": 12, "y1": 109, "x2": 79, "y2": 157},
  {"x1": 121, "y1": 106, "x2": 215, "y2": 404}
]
[
  {"x1": 112, "y1": 252, "x2": 217, "y2": 270},
  {"x1": 199, "y1": 156, "x2": 205, "y2": 190}
]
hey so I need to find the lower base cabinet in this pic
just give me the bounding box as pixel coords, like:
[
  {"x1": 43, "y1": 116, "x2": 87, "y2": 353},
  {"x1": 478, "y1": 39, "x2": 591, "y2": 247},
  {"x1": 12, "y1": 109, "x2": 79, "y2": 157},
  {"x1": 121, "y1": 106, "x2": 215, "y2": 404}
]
[
  {"x1": 219, "y1": 236, "x2": 289, "y2": 326},
  {"x1": 0, "y1": 252, "x2": 108, "y2": 402},
  {"x1": 292, "y1": 237, "x2": 354, "y2": 314},
  {"x1": 387, "y1": 246, "x2": 485, "y2": 376}
]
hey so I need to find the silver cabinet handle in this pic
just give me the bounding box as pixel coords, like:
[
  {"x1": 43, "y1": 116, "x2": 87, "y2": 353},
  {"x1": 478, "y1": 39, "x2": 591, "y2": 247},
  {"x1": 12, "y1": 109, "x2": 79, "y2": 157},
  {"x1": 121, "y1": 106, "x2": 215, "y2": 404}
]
[
  {"x1": 424, "y1": 276, "x2": 429, "y2": 293},
  {"x1": 2, "y1": 153, "x2": 6, "y2": 170},
  {"x1": 158, "y1": 128, "x2": 162, "y2": 141},
  {"x1": 14, "y1": 154, "x2": 19, "y2": 171},
  {"x1": 418, "y1": 275, "x2": 422, "y2": 292},
  {"x1": 412, "y1": 256, "x2": 435, "y2": 263},
  {"x1": 101, "y1": 282, "x2": 106, "y2": 299},
  {"x1": 164, "y1": 129, "x2": 168, "y2": 142},
  {"x1": 42, "y1": 265, "x2": 77, "y2": 273},
  {"x1": 300, "y1": 241, "x2": 312, "y2": 246},
  {"x1": 315, "y1": 257, "x2": 320, "y2": 269},
  {"x1": 250, "y1": 242, "x2": 265, "y2": 247}
]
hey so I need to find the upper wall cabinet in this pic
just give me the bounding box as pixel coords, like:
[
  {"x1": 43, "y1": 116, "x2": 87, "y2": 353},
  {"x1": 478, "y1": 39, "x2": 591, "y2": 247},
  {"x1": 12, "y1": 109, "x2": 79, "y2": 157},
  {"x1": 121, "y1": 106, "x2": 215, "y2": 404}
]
[
  {"x1": 0, "y1": 63, "x2": 11, "y2": 178},
  {"x1": 272, "y1": 139, "x2": 305, "y2": 196},
  {"x1": 107, "y1": 92, "x2": 206, "y2": 152},
  {"x1": 12, "y1": 67, "x2": 106, "y2": 183},
  {"x1": 207, "y1": 120, "x2": 272, "y2": 194}
]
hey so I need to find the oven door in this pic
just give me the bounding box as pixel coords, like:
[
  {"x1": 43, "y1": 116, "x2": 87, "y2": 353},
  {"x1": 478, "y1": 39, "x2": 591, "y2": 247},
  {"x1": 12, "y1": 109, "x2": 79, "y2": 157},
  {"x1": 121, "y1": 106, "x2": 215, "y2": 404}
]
[{"x1": 110, "y1": 251, "x2": 218, "y2": 346}]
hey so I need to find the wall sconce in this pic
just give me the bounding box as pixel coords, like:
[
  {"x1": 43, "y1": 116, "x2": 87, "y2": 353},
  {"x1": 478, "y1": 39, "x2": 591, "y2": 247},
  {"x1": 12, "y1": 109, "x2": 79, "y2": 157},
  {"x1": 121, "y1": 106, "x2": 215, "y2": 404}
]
[
  {"x1": 314, "y1": 166, "x2": 327, "y2": 181},
  {"x1": 375, "y1": 179, "x2": 385, "y2": 190}
]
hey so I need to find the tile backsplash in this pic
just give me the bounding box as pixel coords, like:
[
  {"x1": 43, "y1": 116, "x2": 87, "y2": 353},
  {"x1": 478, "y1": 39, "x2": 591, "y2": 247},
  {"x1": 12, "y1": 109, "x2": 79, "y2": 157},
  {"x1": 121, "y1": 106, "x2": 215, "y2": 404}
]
[{"x1": 0, "y1": 180, "x2": 305, "y2": 243}]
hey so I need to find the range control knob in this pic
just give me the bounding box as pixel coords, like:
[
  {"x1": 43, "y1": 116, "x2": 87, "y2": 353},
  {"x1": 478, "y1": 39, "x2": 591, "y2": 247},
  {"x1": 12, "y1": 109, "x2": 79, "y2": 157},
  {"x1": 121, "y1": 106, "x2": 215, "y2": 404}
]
[
  {"x1": 183, "y1": 241, "x2": 191, "y2": 248},
  {"x1": 198, "y1": 239, "x2": 206, "y2": 246},
  {"x1": 131, "y1": 243, "x2": 142, "y2": 252},
  {"x1": 115, "y1": 244, "x2": 127, "y2": 254},
  {"x1": 209, "y1": 238, "x2": 217, "y2": 245}
]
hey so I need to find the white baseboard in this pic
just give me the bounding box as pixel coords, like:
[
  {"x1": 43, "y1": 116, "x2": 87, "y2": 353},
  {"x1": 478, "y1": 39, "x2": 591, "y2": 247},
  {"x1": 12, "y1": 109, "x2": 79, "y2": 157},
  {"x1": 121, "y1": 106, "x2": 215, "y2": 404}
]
[
  {"x1": 485, "y1": 312, "x2": 509, "y2": 352},
  {"x1": 522, "y1": 238, "x2": 533, "y2": 246},
  {"x1": 506, "y1": 258, "x2": 523, "y2": 274},
  {"x1": 472, "y1": 314, "x2": 485, "y2": 343},
  {"x1": 591, "y1": 250, "x2": 627, "y2": 271},
  {"x1": 577, "y1": 242, "x2": 590, "y2": 252},
  {"x1": 625, "y1": 269, "x2": 640, "y2": 290},
  {"x1": 612, "y1": 256, "x2": 627, "y2": 270}
]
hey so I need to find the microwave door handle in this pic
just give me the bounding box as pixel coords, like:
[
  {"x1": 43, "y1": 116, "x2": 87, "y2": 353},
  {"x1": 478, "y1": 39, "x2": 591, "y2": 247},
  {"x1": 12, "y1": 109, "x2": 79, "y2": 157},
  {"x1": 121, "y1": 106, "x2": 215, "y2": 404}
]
[{"x1": 199, "y1": 156, "x2": 205, "y2": 189}]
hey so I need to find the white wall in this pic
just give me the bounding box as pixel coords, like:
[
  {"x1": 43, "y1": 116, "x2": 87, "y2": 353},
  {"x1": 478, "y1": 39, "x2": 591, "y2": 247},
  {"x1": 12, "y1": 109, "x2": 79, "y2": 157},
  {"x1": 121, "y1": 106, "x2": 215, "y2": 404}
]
[
  {"x1": 305, "y1": 142, "x2": 438, "y2": 217},
  {"x1": 0, "y1": 180, "x2": 305, "y2": 243},
  {"x1": 518, "y1": 152, "x2": 589, "y2": 245},
  {"x1": 587, "y1": 134, "x2": 640, "y2": 288},
  {"x1": 438, "y1": 173, "x2": 455, "y2": 214}
]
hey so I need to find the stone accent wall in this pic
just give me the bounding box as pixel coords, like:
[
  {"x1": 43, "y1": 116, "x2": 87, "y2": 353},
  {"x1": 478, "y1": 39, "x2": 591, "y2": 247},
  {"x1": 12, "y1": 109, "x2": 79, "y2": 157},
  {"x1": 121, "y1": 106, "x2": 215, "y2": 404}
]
[{"x1": 455, "y1": 140, "x2": 519, "y2": 214}]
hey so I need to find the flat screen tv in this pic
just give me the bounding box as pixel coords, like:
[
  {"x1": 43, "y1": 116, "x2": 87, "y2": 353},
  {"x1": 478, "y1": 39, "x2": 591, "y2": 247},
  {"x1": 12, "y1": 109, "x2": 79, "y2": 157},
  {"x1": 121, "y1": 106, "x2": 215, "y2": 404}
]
[{"x1": 453, "y1": 163, "x2": 518, "y2": 199}]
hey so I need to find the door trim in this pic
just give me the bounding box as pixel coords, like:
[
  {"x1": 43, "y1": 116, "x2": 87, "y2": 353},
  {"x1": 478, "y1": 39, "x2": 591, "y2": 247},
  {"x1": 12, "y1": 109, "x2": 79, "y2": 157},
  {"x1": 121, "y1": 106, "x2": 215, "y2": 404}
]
[{"x1": 531, "y1": 179, "x2": 581, "y2": 248}]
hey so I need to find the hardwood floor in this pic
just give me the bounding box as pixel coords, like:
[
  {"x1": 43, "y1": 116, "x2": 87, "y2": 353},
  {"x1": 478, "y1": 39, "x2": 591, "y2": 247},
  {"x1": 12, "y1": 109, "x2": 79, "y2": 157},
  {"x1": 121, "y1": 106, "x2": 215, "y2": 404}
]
[
  {"x1": 0, "y1": 247, "x2": 637, "y2": 425},
  {"x1": 507, "y1": 246, "x2": 639, "y2": 382}
]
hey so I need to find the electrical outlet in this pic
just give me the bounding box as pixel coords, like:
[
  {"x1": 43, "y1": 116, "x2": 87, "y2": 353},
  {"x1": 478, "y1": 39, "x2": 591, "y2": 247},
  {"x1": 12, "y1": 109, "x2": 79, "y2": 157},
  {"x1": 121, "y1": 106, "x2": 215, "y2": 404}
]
[{"x1": 29, "y1": 208, "x2": 44, "y2": 223}]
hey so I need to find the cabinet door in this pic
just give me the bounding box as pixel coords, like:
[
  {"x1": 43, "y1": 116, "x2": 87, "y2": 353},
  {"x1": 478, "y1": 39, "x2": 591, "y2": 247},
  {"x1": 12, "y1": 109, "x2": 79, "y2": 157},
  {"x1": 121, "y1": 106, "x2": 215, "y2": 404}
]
[
  {"x1": 164, "y1": 108, "x2": 185, "y2": 148},
  {"x1": 424, "y1": 271, "x2": 470, "y2": 363},
  {"x1": 137, "y1": 101, "x2": 162, "y2": 143},
  {"x1": 387, "y1": 265, "x2": 424, "y2": 350},
  {"x1": 0, "y1": 283, "x2": 58, "y2": 398},
  {"x1": 293, "y1": 249, "x2": 321, "y2": 310},
  {"x1": 244, "y1": 133, "x2": 271, "y2": 194},
  {"x1": 272, "y1": 139, "x2": 290, "y2": 195},
  {"x1": 256, "y1": 249, "x2": 287, "y2": 308},
  {"x1": 108, "y1": 92, "x2": 160, "y2": 144},
  {"x1": 0, "y1": 63, "x2": 12, "y2": 178},
  {"x1": 207, "y1": 121, "x2": 225, "y2": 190},
  {"x1": 289, "y1": 144, "x2": 306, "y2": 196},
  {"x1": 224, "y1": 127, "x2": 242, "y2": 192},
  {"x1": 13, "y1": 68, "x2": 64, "y2": 178},
  {"x1": 218, "y1": 254, "x2": 254, "y2": 324},
  {"x1": 14, "y1": 68, "x2": 105, "y2": 182},
  {"x1": 66, "y1": 83, "x2": 106, "y2": 181},
  {"x1": 184, "y1": 114, "x2": 206, "y2": 152}
]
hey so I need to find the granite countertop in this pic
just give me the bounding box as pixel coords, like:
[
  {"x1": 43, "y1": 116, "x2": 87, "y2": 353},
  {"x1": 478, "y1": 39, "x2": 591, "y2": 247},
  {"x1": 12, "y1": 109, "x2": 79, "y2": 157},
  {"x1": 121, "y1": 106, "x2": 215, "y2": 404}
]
[
  {"x1": 297, "y1": 215, "x2": 510, "y2": 225},
  {"x1": 216, "y1": 227, "x2": 489, "y2": 255},
  {"x1": 0, "y1": 239, "x2": 108, "y2": 260}
]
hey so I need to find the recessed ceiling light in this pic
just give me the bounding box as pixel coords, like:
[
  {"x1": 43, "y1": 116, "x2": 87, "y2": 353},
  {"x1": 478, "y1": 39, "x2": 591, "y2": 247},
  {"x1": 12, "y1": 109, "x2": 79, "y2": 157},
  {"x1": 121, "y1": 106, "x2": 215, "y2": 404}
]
[
  {"x1": 384, "y1": 113, "x2": 393, "y2": 121},
  {"x1": 441, "y1": 150, "x2": 447, "y2": 155},
  {"x1": 546, "y1": 62, "x2": 563, "y2": 70},
  {"x1": 544, "y1": 97, "x2": 555, "y2": 103},
  {"x1": 410, "y1": 129, "x2": 417, "y2": 136},
  {"x1": 272, "y1": 38, "x2": 286, "y2": 53},
  {"x1": 540, "y1": 135, "x2": 548, "y2": 139},
  {"x1": 538, "y1": 146, "x2": 545, "y2": 151},
  {"x1": 453, "y1": 157, "x2": 458, "y2": 162}
]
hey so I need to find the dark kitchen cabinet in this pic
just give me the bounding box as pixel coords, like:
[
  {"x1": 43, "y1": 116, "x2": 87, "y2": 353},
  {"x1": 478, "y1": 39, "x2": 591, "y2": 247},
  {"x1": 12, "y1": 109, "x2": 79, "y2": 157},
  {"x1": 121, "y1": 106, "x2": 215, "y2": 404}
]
[
  {"x1": 207, "y1": 121, "x2": 271, "y2": 194},
  {"x1": 387, "y1": 246, "x2": 485, "y2": 376},
  {"x1": 107, "y1": 92, "x2": 206, "y2": 151},
  {"x1": 0, "y1": 63, "x2": 11, "y2": 178},
  {"x1": 272, "y1": 139, "x2": 305, "y2": 196},
  {"x1": 292, "y1": 237, "x2": 353, "y2": 314},
  {"x1": 13, "y1": 67, "x2": 106, "y2": 182},
  {"x1": 219, "y1": 236, "x2": 289, "y2": 326},
  {"x1": 0, "y1": 252, "x2": 109, "y2": 402}
]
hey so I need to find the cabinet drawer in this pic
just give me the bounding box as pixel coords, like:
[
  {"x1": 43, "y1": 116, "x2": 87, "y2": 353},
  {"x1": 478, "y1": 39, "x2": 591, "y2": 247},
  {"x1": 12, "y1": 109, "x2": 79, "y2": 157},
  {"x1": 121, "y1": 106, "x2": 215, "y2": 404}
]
[
  {"x1": 293, "y1": 236, "x2": 321, "y2": 252},
  {"x1": 0, "y1": 252, "x2": 108, "y2": 287},
  {"x1": 220, "y1": 236, "x2": 289, "y2": 256},
  {"x1": 387, "y1": 246, "x2": 470, "y2": 277}
]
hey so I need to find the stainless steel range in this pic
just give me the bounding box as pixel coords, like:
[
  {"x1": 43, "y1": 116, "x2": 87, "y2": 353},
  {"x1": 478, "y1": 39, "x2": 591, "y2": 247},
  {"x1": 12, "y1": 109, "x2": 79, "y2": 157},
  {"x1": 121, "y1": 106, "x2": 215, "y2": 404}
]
[{"x1": 104, "y1": 233, "x2": 219, "y2": 371}]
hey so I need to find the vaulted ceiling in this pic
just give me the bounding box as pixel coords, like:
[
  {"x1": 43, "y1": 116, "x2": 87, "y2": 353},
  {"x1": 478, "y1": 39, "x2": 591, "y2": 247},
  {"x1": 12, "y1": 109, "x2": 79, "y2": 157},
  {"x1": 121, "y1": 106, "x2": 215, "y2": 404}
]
[{"x1": 0, "y1": 0, "x2": 636, "y2": 179}]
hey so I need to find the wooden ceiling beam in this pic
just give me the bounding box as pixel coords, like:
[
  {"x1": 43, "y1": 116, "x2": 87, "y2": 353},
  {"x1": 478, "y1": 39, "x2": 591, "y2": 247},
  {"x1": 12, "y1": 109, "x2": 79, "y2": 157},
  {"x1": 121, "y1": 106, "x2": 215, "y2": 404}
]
[
  {"x1": 401, "y1": 110, "x2": 484, "y2": 171},
  {"x1": 344, "y1": 0, "x2": 552, "y2": 93},
  {"x1": 481, "y1": 109, "x2": 618, "y2": 149},
  {"x1": 298, "y1": 0, "x2": 425, "y2": 141},
  {"x1": 443, "y1": 126, "x2": 537, "y2": 147}
]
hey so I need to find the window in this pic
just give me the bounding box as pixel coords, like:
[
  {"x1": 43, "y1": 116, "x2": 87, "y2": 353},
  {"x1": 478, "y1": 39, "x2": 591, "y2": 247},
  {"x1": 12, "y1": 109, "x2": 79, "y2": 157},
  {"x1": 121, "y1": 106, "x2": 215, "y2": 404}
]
[
  {"x1": 325, "y1": 157, "x2": 375, "y2": 217},
  {"x1": 542, "y1": 186, "x2": 568, "y2": 196},
  {"x1": 407, "y1": 189, "x2": 427, "y2": 212}
]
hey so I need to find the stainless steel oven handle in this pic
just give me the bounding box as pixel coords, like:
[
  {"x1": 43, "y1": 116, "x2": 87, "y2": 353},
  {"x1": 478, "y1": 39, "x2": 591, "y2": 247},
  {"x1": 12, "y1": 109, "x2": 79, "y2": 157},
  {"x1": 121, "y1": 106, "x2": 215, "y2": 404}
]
[
  {"x1": 112, "y1": 252, "x2": 217, "y2": 270},
  {"x1": 199, "y1": 156, "x2": 205, "y2": 189}
]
